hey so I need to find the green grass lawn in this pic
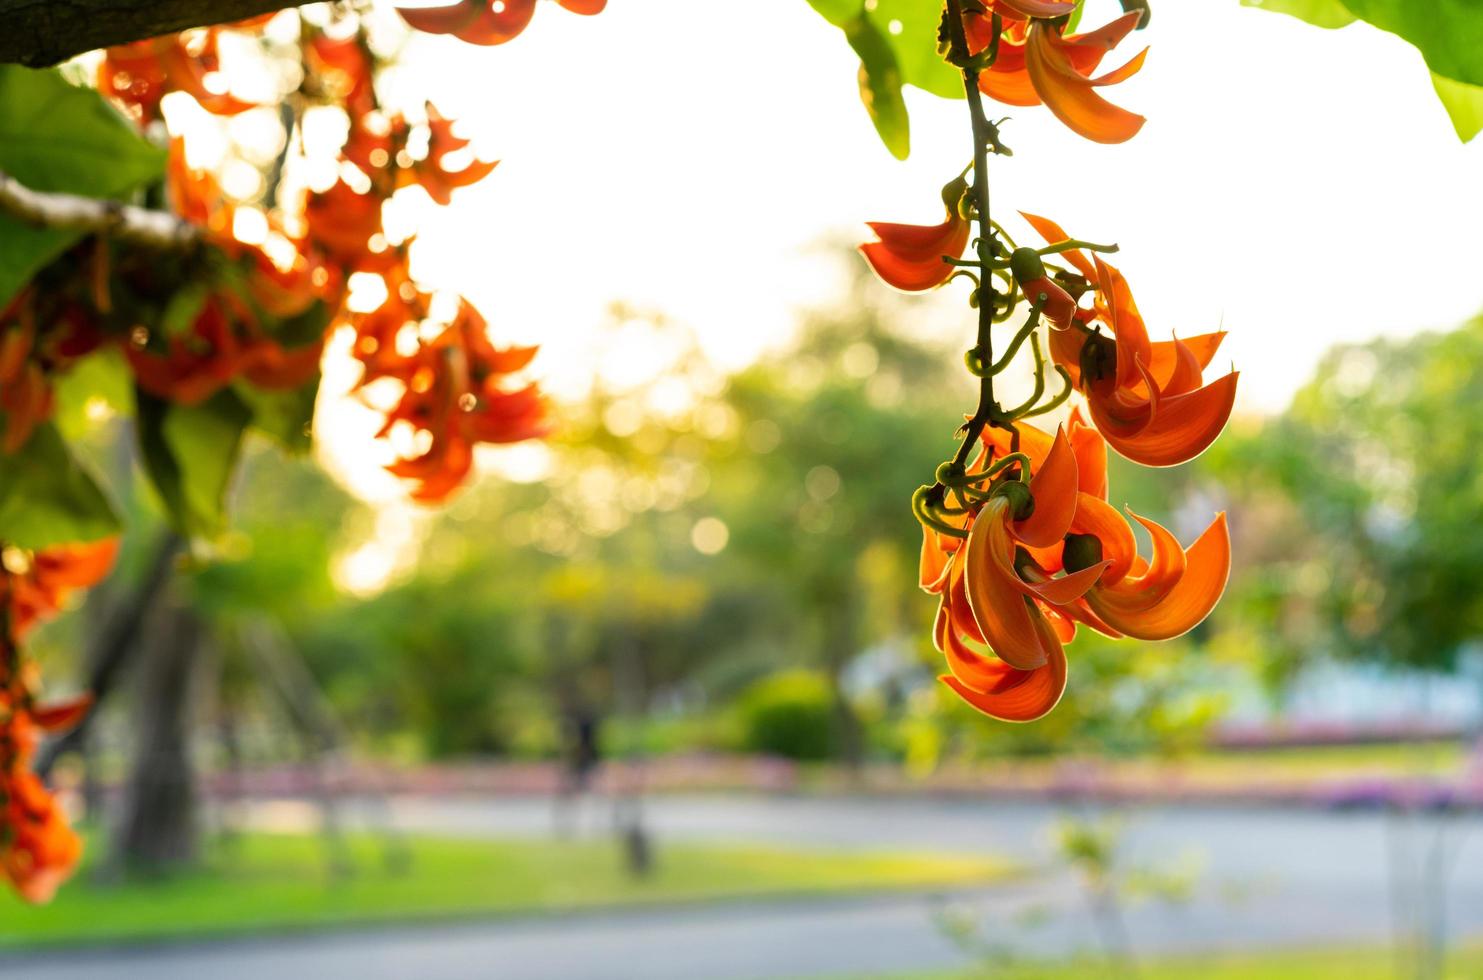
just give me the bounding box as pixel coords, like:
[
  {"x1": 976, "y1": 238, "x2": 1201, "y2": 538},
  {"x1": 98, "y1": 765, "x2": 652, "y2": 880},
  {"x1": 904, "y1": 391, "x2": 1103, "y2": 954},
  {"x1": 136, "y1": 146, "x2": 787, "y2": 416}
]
[
  {"x1": 0, "y1": 831, "x2": 1013, "y2": 949},
  {"x1": 841, "y1": 943, "x2": 1483, "y2": 979}
]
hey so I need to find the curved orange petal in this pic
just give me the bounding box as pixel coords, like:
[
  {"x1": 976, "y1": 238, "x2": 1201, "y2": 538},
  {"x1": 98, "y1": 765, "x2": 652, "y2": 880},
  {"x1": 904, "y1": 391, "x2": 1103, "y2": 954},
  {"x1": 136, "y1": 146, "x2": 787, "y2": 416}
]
[
  {"x1": 1060, "y1": 10, "x2": 1144, "y2": 64},
  {"x1": 1110, "y1": 508, "x2": 1188, "y2": 607},
  {"x1": 397, "y1": 0, "x2": 482, "y2": 34},
  {"x1": 1022, "y1": 560, "x2": 1112, "y2": 605},
  {"x1": 981, "y1": 418, "x2": 1055, "y2": 467},
  {"x1": 964, "y1": 498, "x2": 1048, "y2": 670},
  {"x1": 1026, "y1": 25, "x2": 1145, "y2": 144},
  {"x1": 1094, "y1": 258, "x2": 1151, "y2": 391},
  {"x1": 939, "y1": 614, "x2": 1067, "y2": 722},
  {"x1": 1014, "y1": 426, "x2": 1078, "y2": 547},
  {"x1": 1019, "y1": 211, "x2": 1095, "y2": 279},
  {"x1": 1088, "y1": 513, "x2": 1230, "y2": 640},
  {"x1": 1145, "y1": 331, "x2": 1224, "y2": 391},
  {"x1": 454, "y1": 0, "x2": 538, "y2": 44},
  {"x1": 1067, "y1": 408, "x2": 1107, "y2": 500},
  {"x1": 859, "y1": 217, "x2": 969, "y2": 292},
  {"x1": 997, "y1": 0, "x2": 1076, "y2": 17},
  {"x1": 920, "y1": 525, "x2": 953, "y2": 594},
  {"x1": 1099, "y1": 370, "x2": 1238, "y2": 467},
  {"x1": 982, "y1": 66, "x2": 1043, "y2": 107}
]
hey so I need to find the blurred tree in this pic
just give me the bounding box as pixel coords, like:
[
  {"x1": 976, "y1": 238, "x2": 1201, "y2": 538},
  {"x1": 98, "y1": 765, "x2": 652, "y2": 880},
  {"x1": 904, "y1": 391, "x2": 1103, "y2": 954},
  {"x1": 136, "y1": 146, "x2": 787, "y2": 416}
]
[{"x1": 1205, "y1": 315, "x2": 1483, "y2": 675}]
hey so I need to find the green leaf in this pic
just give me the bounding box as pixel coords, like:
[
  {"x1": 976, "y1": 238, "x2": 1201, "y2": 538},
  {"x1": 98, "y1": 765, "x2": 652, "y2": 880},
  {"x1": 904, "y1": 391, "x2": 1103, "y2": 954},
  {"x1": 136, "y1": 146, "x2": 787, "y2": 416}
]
[
  {"x1": 1432, "y1": 72, "x2": 1483, "y2": 142},
  {"x1": 1240, "y1": 0, "x2": 1356, "y2": 29},
  {"x1": 236, "y1": 376, "x2": 320, "y2": 455},
  {"x1": 50, "y1": 346, "x2": 133, "y2": 440},
  {"x1": 1340, "y1": 0, "x2": 1483, "y2": 88},
  {"x1": 0, "y1": 66, "x2": 166, "y2": 309},
  {"x1": 845, "y1": 13, "x2": 912, "y2": 160},
  {"x1": 868, "y1": 0, "x2": 963, "y2": 101},
  {"x1": 159, "y1": 281, "x2": 211, "y2": 338},
  {"x1": 805, "y1": 0, "x2": 858, "y2": 28},
  {"x1": 136, "y1": 387, "x2": 252, "y2": 540},
  {"x1": 1244, "y1": 0, "x2": 1483, "y2": 140},
  {"x1": 0, "y1": 423, "x2": 121, "y2": 548}
]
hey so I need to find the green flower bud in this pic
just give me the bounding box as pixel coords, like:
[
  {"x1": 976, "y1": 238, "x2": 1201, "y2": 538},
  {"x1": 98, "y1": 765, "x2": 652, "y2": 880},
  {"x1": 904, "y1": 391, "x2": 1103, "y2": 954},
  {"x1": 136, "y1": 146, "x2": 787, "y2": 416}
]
[
  {"x1": 1062, "y1": 533, "x2": 1104, "y2": 573},
  {"x1": 1009, "y1": 247, "x2": 1046, "y2": 286}
]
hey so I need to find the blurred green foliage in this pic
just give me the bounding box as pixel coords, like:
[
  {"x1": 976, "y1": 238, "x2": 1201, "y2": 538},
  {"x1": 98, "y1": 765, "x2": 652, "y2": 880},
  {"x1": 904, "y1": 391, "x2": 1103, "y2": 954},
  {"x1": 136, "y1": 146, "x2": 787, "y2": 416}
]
[{"x1": 738, "y1": 670, "x2": 837, "y2": 761}]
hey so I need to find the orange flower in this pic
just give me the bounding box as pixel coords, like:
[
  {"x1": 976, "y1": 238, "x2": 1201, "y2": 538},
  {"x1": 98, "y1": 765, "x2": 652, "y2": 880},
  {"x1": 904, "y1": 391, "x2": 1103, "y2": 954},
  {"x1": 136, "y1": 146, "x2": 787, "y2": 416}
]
[
  {"x1": 968, "y1": 7, "x2": 1147, "y2": 144},
  {"x1": 5, "y1": 540, "x2": 120, "y2": 639},
  {"x1": 380, "y1": 301, "x2": 549, "y2": 503},
  {"x1": 980, "y1": 419, "x2": 1231, "y2": 644},
  {"x1": 1019, "y1": 213, "x2": 1238, "y2": 467},
  {"x1": 416, "y1": 103, "x2": 500, "y2": 206},
  {"x1": 0, "y1": 545, "x2": 110, "y2": 903},
  {"x1": 345, "y1": 104, "x2": 500, "y2": 206},
  {"x1": 305, "y1": 180, "x2": 388, "y2": 272},
  {"x1": 860, "y1": 189, "x2": 971, "y2": 292},
  {"x1": 98, "y1": 29, "x2": 258, "y2": 124},
  {"x1": 922, "y1": 428, "x2": 1110, "y2": 721},
  {"x1": 0, "y1": 736, "x2": 83, "y2": 904},
  {"x1": 125, "y1": 296, "x2": 243, "y2": 405}
]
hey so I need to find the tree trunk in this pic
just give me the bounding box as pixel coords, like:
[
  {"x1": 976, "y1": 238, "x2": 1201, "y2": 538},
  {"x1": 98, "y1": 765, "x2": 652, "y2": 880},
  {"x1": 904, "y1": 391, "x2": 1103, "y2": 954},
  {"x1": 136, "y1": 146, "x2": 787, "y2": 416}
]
[
  {"x1": 0, "y1": 0, "x2": 310, "y2": 67},
  {"x1": 111, "y1": 597, "x2": 204, "y2": 873}
]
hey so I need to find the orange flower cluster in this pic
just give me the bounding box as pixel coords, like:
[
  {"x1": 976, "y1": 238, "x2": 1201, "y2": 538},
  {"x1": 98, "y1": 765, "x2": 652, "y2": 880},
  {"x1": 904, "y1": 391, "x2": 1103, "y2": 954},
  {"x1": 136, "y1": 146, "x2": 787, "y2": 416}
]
[
  {"x1": 76, "y1": 16, "x2": 549, "y2": 502},
  {"x1": 0, "y1": 294, "x2": 105, "y2": 453},
  {"x1": 120, "y1": 143, "x2": 331, "y2": 405},
  {"x1": 0, "y1": 538, "x2": 118, "y2": 902},
  {"x1": 966, "y1": 0, "x2": 1147, "y2": 143},
  {"x1": 96, "y1": 21, "x2": 264, "y2": 124},
  {"x1": 362, "y1": 294, "x2": 550, "y2": 502},
  {"x1": 397, "y1": 0, "x2": 605, "y2": 46},
  {"x1": 308, "y1": 33, "x2": 551, "y2": 501},
  {"x1": 1020, "y1": 212, "x2": 1238, "y2": 467},
  {"x1": 920, "y1": 416, "x2": 1229, "y2": 721},
  {"x1": 867, "y1": 1, "x2": 1234, "y2": 724}
]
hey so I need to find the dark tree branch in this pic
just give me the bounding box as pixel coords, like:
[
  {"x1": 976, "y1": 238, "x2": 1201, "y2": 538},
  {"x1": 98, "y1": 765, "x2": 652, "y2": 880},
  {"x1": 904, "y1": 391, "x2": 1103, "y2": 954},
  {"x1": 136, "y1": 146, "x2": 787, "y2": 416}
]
[{"x1": 0, "y1": 0, "x2": 310, "y2": 68}]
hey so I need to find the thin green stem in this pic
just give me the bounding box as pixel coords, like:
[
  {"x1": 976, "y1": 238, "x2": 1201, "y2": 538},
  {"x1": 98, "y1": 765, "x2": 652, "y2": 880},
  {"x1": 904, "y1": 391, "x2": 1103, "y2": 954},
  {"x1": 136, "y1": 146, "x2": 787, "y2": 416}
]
[{"x1": 943, "y1": 0, "x2": 1008, "y2": 472}]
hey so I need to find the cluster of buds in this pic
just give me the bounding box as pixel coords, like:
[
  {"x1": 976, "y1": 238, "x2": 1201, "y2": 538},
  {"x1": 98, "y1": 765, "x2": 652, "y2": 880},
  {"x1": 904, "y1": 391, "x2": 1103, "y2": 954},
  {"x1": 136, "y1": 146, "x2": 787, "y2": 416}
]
[
  {"x1": 866, "y1": 0, "x2": 1236, "y2": 722},
  {"x1": 0, "y1": 539, "x2": 117, "y2": 902}
]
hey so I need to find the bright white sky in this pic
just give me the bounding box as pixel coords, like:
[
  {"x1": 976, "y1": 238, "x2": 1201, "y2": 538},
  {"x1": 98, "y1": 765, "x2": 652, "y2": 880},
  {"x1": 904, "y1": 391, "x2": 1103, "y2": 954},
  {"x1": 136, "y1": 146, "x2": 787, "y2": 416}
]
[
  {"x1": 383, "y1": 0, "x2": 1483, "y2": 416},
  {"x1": 306, "y1": 0, "x2": 1483, "y2": 590}
]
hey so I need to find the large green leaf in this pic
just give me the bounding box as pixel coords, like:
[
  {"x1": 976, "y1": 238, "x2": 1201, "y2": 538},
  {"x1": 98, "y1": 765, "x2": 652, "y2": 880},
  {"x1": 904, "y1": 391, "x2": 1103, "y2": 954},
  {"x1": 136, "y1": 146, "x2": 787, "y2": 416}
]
[
  {"x1": 136, "y1": 388, "x2": 252, "y2": 540},
  {"x1": 1340, "y1": 0, "x2": 1483, "y2": 88},
  {"x1": 1432, "y1": 72, "x2": 1483, "y2": 142},
  {"x1": 235, "y1": 377, "x2": 320, "y2": 455},
  {"x1": 845, "y1": 13, "x2": 912, "y2": 160},
  {"x1": 1240, "y1": 0, "x2": 1356, "y2": 29},
  {"x1": 1243, "y1": 0, "x2": 1483, "y2": 140},
  {"x1": 0, "y1": 66, "x2": 166, "y2": 308},
  {"x1": 868, "y1": 0, "x2": 963, "y2": 100},
  {"x1": 806, "y1": 0, "x2": 967, "y2": 158},
  {"x1": 0, "y1": 423, "x2": 121, "y2": 548}
]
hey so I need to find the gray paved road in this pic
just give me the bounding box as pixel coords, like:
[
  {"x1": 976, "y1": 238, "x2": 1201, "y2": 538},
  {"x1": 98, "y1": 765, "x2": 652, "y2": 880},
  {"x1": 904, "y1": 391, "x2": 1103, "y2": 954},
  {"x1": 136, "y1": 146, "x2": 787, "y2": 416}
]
[{"x1": 4, "y1": 795, "x2": 1481, "y2": 979}]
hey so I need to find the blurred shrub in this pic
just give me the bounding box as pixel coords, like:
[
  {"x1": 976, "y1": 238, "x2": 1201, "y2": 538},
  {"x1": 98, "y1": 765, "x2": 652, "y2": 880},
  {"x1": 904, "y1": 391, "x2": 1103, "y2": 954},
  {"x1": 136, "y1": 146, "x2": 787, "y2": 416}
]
[{"x1": 738, "y1": 670, "x2": 836, "y2": 761}]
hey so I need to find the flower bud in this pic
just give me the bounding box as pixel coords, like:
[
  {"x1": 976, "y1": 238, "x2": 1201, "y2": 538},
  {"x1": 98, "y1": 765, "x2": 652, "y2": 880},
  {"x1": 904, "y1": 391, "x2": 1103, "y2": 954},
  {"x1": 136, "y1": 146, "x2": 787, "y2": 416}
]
[
  {"x1": 1062, "y1": 533, "x2": 1104, "y2": 573},
  {"x1": 1009, "y1": 247, "x2": 1046, "y2": 285},
  {"x1": 993, "y1": 479, "x2": 1035, "y2": 521}
]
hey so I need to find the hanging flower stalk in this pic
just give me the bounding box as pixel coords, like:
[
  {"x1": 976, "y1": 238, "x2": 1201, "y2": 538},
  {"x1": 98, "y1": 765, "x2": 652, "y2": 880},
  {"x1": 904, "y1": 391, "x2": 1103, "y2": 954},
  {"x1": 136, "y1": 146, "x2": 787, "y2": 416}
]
[{"x1": 866, "y1": 0, "x2": 1237, "y2": 722}]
